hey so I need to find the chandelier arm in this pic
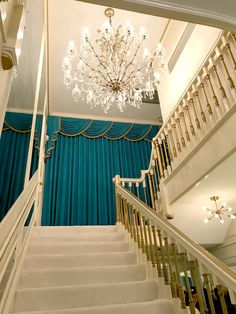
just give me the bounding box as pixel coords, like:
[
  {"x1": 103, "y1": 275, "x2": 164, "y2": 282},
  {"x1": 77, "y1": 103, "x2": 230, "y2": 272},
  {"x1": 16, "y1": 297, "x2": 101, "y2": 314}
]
[
  {"x1": 78, "y1": 55, "x2": 111, "y2": 85},
  {"x1": 119, "y1": 38, "x2": 145, "y2": 83},
  {"x1": 86, "y1": 39, "x2": 113, "y2": 82},
  {"x1": 117, "y1": 37, "x2": 135, "y2": 82},
  {"x1": 122, "y1": 64, "x2": 147, "y2": 84}
]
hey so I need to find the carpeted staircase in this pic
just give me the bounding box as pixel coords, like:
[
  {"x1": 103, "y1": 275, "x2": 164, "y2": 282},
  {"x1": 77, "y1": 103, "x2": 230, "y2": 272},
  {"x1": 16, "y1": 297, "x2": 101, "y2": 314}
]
[{"x1": 10, "y1": 225, "x2": 174, "y2": 313}]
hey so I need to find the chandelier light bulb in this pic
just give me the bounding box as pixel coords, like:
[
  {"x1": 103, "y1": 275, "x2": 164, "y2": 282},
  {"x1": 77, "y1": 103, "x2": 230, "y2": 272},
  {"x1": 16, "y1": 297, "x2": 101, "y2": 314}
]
[
  {"x1": 215, "y1": 214, "x2": 219, "y2": 218},
  {"x1": 203, "y1": 196, "x2": 235, "y2": 224},
  {"x1": 204, "y1": 218, "x2": 209, "y2": 224},
  {"x1": 230, "y1": 215, "x2": 236, "y2": 219},
  {"x1": 228, "y1": 207, "x2": 232, "y2": 211},
  {"x1": 62, "y1": 8, "x2": 165, "y2": 113},
  {"x1": 220, "y1": 219, "x2": 224, "y2": 224},
  {"x1": 222, "y1": 201, "x2": 227, "y2": 207}
]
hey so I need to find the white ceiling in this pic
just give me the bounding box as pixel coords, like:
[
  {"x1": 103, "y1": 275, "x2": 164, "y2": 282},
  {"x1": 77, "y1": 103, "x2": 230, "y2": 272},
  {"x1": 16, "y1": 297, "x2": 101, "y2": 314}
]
[{"x1": 171, "y1": 151, "x2": 236, "y2": 245}]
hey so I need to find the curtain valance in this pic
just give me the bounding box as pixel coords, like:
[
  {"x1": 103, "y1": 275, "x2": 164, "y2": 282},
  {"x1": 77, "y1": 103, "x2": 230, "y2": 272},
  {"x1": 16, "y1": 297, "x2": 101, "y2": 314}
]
[
  {"x1": 45, "y1": 116, "x2": 159, "y2": 158},
  {"x1": 3, "y1": 112, "x2": 42, "y2": 134}
]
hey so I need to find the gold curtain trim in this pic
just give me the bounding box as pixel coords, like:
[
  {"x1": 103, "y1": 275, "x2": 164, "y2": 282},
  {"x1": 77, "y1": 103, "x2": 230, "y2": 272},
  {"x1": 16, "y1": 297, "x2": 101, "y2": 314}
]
[
  {"x1": 3, "y1": 121, "x2": 31, "y2": 133},
  {"x1": 83, "y1": 122, "x2": 114, "y2": 139},
  {"x1": 45, "y1": 138, "x2": 57, "y2": 159},
  {"x1": 103, "y1": 123, "x2": 133, "y2": 140},
  {"x1": 124, "y1": 124, "x2": 153, "y2": 142}
]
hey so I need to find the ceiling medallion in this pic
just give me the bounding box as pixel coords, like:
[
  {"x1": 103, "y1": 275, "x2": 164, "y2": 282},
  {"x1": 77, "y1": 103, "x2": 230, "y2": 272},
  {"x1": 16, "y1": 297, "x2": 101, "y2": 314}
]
[
  {"x1": 62, "y1": 8, "x2": 165, "y2": 113},
  {"x1": 203, "y1": 196, "x2": 236, "y2": 224}
]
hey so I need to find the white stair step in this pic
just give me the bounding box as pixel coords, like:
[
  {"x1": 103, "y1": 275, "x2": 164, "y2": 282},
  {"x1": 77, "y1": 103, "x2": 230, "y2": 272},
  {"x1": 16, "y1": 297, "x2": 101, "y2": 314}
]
[
  {"x1": 19, "y1": 264, "x2": 147, "y2": 288},
  {"x1": 33, "y1": 225, "x2": 118, "y2": 234},
  {"x1": 12, "y1": 299, "x2": 174, "y2": 314},
  {"x1": 13, "y1": 280, "x2": 159, "y2": 312},
  {"x1": 23, "y1": 252, "x2": 137, "y2": 270},
  {"x1": 31, "y1": 232, "x2": 125, "y2": 243},
  {"x1": 27, "y1": 241, "x2": 130, "y2": 255}
]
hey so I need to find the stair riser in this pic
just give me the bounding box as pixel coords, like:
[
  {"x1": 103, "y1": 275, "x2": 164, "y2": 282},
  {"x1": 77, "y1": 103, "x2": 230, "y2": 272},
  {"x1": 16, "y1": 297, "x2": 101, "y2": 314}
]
[
  {"x1": 33, "y1": 226, "x2": 118, "y2": 234},
  {"x1": 14, "y1": 281, "x2": 159, "y2": 312},
  {"x1": 20, "y1": 265, "x2": 147, "y2": 288},
  {"x1": 23, "y1": 253, "x2": 138, "y2": 270},
  {"x1": 27, "y1": 242, "x2": 130, "y2": 255}
]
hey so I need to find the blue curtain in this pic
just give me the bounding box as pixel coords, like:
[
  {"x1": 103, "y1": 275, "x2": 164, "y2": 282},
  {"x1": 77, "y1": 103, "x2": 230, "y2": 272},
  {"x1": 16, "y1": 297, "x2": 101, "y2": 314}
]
[
  {"x1": 0, "y1": 112, "x2": 41, "y2": 221},
  {"x1": 42, "y1": 116, "x2": 158, "y2": 226}
]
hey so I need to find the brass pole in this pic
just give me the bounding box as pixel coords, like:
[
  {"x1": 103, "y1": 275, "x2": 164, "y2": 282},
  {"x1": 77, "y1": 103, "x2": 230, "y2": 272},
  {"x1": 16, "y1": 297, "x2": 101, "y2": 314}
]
[
  {"x1": 134, "y1": 210, "x2": 141, "y2": 249},
  {"x1": 151, "y1": 225, "x2": 162, "y2": 277},
  {"x1": 189, "y1": 98, "x2": 201, "y2": 129},
  {"x1": 217, "y1": 285, "x2": 228, "y2": 314},
  {"x1": 159, "y1": 140, "x2": 167, "y2": 172},
  {"x1": 180, "y1": 111, "x2": 190, "y2": 141},
  {"x1": 138, "y1": 212, "x2": 145, "y2": 253},
  {"x1": 212, "y1": 65, "x2": 227, "y2": 98},
  {"x1": 154, "y1": 140, "x2": 164, "y2": 177},
  {"x1": 147, "y1": 221, "x2": 156, "y2": 267},
  {"x1": 120, "y1": 196, "x2": 125, "y2": 226},
  {"x1": 165, "y1": 133, "x2": 173, "y2": 162},
  {"x1": 206, "y1": 73, "x2": 220, "y2": 107},
  {"x1": 172, "y1": 123, "x2": 181, "y2": 152},
  {"x1": 226, "y1": 43, "x2": 236, "y2": 70},
  {"x1": 184, "y1": 105, "x2": 196, "y2": 135},
  {"x1": 164, "y1": 237, "x2": 178, "y2": 298},
  {"x1": 136, "y1": 183, "x2": 140, "y2": 198},
  {"x1": 142, "y1": 216, "x2": 151, "y2": 261},
  {"x1": 171, "y1": 243, "x2": 186, "y2": 309},
  {"x1": 200, "y1": 82, "x2": 213, "y2": 114},
  {"x1": 168, "y1": 129, "x2": 177, "y2": 157},
  {"x1": 176, "y1": 117, "x2": 186, "y2": 146},
  {"x1": 115, "y1": 192, "x2": 121, "y2": 223},
  {"x1": 151, "y1": 168, "x2": 158, "y2": 204},
  {"x1": 202, "y1": 273, "x2": 216, "y2": 314},
  {"x1": 130, "y1": 205, "x2": 136, "y2": 242},
  {"x1": 194, "y1": 91, "x2": 206, "y2": 122},
  {"x1": 147, "y1": 173, "x2": 155, "y2": 209},
  {"x1": 189, "y1": 260, "x2": 206, "y2": 314},
  {"x1": 181, "y1": 253, "x2": 196, "y2": 314},
  {"x1": 162, "y1": 135, "x2": 171, "y2": 168},
  {"x1": 219, "y1": 54, "x2": 235, "y2": 89},
  {"x1": 127, "y1": 203, "x2": 133, "y2": 238},
  {"x1": 123, "y1": 199, "x2": 129, "y2": 232},
  {"x1": 157, "y1": 230, "x2": 169, "y2": 284}
]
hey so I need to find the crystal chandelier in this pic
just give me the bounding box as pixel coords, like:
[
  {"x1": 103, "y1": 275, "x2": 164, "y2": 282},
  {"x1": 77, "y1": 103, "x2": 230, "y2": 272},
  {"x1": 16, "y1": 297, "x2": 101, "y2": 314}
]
[
  {"x1": 62, "y1": 7, "x2": 165, "y2": 113},
  {"x1": 203, "y1": 196, "x2": 236, "y2": 224}
]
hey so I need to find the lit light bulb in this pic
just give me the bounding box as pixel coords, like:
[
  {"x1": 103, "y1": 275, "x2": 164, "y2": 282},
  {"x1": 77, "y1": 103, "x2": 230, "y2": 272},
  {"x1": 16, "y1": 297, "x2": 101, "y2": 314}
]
[
  {"x1": 202, "y1": 206, "x2": 207, "y2": 211},
  {"x1": 143, "y1": 48, "x2": 151, "y2": 59},
  {"x1": 230, "y1": 215, "x2": 236, "y2": 219},
  {"x1": 222, "y1": 202, "x2": 227, "y2": 207},
  {"x1": 17, "y1": 30, "x2": 24, "y2": 40},
  {"x1": 16, "y1": 48, "x2": 21, "y2": 57},
  {"x1": 139, "y1": 27, "x2": 146, "y2": 38},
  {"x1": 125, "y1": 21, "x2": 134, "y2": 34},
  {"x1": 204, "y1": 218, "x2": 209, "y2": 224},
  {"x1": 154, "y1": 72, "x2": 160, "y2": 83},
  {"x1": 82, "y1": 28, "x2": 91, "y2": 40},
  {"x1": 103, "y1": 21, "x2": 112, "y2": 33},
  {"x1": 228, "y1": 207, "x2": 232, "y2": 211},
  {"x1": 220, "y1": 219, "x2": 224, "y2": 224},
  {"x1": 215, "y1": 214, "x2": 219, "y2": 218}
]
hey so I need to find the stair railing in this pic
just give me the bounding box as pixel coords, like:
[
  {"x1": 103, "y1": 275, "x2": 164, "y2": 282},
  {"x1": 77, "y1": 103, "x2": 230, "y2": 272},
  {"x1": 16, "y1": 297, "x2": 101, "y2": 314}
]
[
  {"x1": 0, "y1": 170, "x2": 38, "y2": 313},
  {"x1": 115, "y1": 183, "x2": 236, "y2": 314},
  {"x1": 116, "y1": 31, "x2": 236, "y2": 213}
]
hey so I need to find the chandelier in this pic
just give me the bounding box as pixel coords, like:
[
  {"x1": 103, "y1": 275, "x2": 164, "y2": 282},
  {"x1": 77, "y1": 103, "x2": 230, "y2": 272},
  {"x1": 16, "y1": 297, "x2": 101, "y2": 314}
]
[
  {"x1": 62, "y1": 8, "x2": 165, "y2": 113},
  {"x1": 203, "y1": 196, "x2": 236, "y2": 224}
]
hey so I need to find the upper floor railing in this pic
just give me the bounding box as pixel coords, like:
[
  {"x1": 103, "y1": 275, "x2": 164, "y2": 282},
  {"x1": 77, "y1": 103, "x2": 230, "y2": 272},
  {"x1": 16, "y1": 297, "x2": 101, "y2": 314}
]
[{"x1": 115, "y1": 31, "x2": 236, "y2": 213}]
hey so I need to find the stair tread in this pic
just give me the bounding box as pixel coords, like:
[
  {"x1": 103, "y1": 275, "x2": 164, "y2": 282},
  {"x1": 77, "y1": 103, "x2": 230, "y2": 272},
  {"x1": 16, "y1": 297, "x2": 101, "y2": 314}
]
[
  {"x1": 14, "y1": 280, "x2": 159, "y2": 312},
  {"x1": 12, "y1": 299, "x2": 174, "y2": 314}
]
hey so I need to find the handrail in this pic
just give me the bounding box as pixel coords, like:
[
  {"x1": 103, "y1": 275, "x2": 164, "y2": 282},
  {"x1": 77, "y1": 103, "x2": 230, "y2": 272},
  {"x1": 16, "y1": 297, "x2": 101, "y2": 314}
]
[
  {"x1": 0, "y1": 170, "x2": 38, "y2": 313},
  {"x1": 115, "y1": 184, "x2": 236, "y2": 312},
  {"x1": 117, "y1": 31, "x2": 236, "y2": 213}
]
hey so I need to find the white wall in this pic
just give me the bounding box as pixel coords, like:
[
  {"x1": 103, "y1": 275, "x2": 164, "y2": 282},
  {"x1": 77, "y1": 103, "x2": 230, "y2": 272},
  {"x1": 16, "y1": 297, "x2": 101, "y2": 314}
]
[
  {"x1": 209, "y1": 220, "x2": 236, "y2": 267},
  {"x1": 158, "y1": 23, "x2": 221, "y2": 121}
]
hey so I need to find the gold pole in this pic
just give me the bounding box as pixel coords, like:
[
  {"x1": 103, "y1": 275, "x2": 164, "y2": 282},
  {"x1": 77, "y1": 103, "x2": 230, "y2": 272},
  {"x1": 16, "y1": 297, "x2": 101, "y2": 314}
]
[
  {"x1": 123, "y1": 199, "x2": 129, "y2": 231},
  {"x1": 147, "y1": 221, "x2": 156, "y2": 267},
  {"x1": 164, "y1": 237, "x2": 178, "y2": 298},
  {"x1": 202, "y1": 273, "x2": 216, "y2": 314},
  {"x1": 151, "y1": 225, "x2": 162, "y2": 277},
  {"x1": 226, "y1": 43, "x2": 236, "y2": 70},
  {"x1": 176, "y1": 117, "x2": 186, "y2": 146},
  {"x1": 154, "y1": 140, "x2": 164, "y2": 178},
  {"x1": 189, "y1": 260, "x2": 206, "y2": 314},
  {"x1": 143, "y1": 180, "x2": 148, "y2": 204},
  {"x1": 138, "y1": 212, "x2": 145, "y2": 253},
  {"x1": 127, "y1": 203, "x2": 133, "y2": 238},
  {"x1": 136, "y1": 183, "x2": 140, "y2": 198},
  {"x1": 130, "y1": 205, "x2": 136, "y2": 242},
  {"x1": 147, "y1": 173, "x2": 155, "y2": 209},
  {"x1": 162, "y1": 135, "x2": 171, "y2": 168},
  {"x1": 151, "y1": 168, "x2": 158, "y2": 204},
  {"x1": 184, "y1": 105, "x2": 196, "y2": 136},
  {"x1": 200, "y1": 83, "x2": 213, "y2": 114},
  {"x1": 134, "y1": 210, "x2": 141, "y2": 249},
  {"x1": 206, "y1": 74, "x2": 220, "y2": 107},
  {"x1": 180, "y1": 111, "x2": 190, "y2": 141},
  {"x1": 217, "y1": 285, "x2": 228, "y2": 314},
  {"x1": 168, "y1": 129, "x2": 177, "y2": 157},
  {"x1": 171, "y1": 243, "x2": 186, "y2": 309},
  {"x1": 189, "y1": 98, "x2": 201, "y2": 129},
  {"x1": 212, "y1": 65, "x2": 227, "y2": 98},
  {"x1": 115, "y1": 192, "x2": 121, "y2": 223},
  {"x1": 172, "y1": 123, "x2": 181, "y2": 152},
  {"x1": 157, "y1": 230, "x2": 169, "y2": 284},
  {"x1": 219, "y1": 54, "x2": 235, "y2": 89},
  {"x1": 159, "y1": 140, "x2": 167, "y2": 172},
  {"x1": 165, "y1": 133, "x2": 173, "y2": 162},
  {"x1": 181, "y1": 253, "x2": 196, "y2": 314},
  {"x1": 142, "y1": 216, "x2": 151, "y2": 261},
  {"x1": 120, "y1": 196, "x2": 125, "y2": 226},
  {"x1": 194, "y1": 91, "x2": 206, "y2": 122}
]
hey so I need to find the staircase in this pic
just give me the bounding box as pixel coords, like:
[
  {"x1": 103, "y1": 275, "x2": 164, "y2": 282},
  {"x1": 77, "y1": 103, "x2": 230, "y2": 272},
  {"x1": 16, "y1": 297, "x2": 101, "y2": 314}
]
[{"x1": 10, "y1": 225, "x2": 174, "y2": 314}]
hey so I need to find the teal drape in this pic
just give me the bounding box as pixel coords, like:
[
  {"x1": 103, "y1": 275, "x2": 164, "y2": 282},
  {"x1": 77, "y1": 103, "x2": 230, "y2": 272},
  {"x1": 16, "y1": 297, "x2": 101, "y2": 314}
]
[
  {"x1": 0, "y1": 112, "x2": 41, "y2": 221},
  {"x1": 42, "y1": 116, "x2": 159, "y2": 226}
]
